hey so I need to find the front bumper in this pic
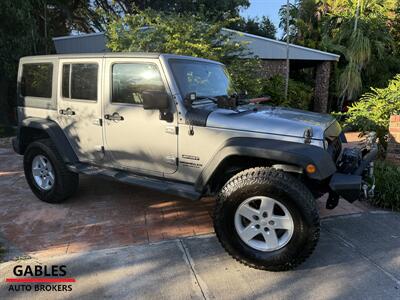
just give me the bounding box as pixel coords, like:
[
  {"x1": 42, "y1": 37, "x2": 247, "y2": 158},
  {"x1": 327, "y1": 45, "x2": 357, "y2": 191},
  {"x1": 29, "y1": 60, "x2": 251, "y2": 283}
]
[
  {"x1": 328, "y1": 138, "x2": 378, "y2": 203},
  {"x1": 329, "y1": 173, "x2": 362, "y2": 202}
]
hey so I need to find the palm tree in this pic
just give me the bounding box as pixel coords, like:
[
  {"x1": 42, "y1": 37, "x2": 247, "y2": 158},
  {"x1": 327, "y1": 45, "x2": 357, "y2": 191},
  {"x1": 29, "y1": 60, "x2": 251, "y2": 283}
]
[{"x1": 321, "y1": 0, "x2": 392, "y2": 109}]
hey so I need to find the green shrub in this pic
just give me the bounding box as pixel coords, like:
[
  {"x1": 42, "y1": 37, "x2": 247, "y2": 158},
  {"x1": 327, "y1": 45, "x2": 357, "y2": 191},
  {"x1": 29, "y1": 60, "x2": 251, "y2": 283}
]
[
  {"x1": 261, "y1": 76, "x2": 314, "y2": 110},
  {"x1": 228, "y1": 65, "x2": 314, "y2": 110},
  {"x1": 227, "y1": 58, "x2": 265, "y2": 98},
  {"x1": 0, "y1": 126, "x2": 16, "y2": 138},
  {"x1": 339, "y1": 74, "x2": 400, "y2": 148},
  {"x1": 371, "y1": 160, "x2": 400, "y2": 211}
]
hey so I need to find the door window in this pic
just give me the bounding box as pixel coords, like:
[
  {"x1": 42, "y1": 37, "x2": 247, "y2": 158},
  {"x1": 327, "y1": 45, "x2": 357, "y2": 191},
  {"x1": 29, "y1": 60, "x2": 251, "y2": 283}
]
[
  {"x1": 71, "y1": 64, "x2": 98, "y2": 101},
  {"x1": 62, "y1": 63, "x2": 98, "y2": 101},
  {"x1": 62, "y1": 64, "x2": 70, "y2": 98},
  {"x1": 112, "y1": 63, "x2": 165, "y2": 105}
]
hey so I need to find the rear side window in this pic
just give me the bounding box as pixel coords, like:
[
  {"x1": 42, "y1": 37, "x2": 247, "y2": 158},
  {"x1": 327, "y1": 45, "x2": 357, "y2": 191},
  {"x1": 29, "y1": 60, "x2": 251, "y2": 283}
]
[
  {"x1": 67, "y1": 63, "x2": 98, "y2": 101},
  {"x1": 21, "y1": 63, "x2": 53, "y2": 98}
]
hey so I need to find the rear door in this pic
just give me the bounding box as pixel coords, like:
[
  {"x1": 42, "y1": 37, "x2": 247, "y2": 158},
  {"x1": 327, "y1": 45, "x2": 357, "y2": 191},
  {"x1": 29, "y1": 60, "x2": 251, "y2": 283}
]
[
  {"x1": 102, "y1": 57, "x2": 178, "y2": 175},
  {"x1": 57, "y1": 58, "x2": 104, "y2": 162}
]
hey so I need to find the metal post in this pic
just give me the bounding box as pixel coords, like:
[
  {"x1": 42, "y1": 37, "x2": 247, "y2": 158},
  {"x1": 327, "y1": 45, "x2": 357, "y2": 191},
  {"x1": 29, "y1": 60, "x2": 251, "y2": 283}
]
[
  {"x1": 44, "y1": 1, "x2": 48, "y2": 54},
  {"x1": 284, "y1": 0, "x2": 290, "y2": 100}
]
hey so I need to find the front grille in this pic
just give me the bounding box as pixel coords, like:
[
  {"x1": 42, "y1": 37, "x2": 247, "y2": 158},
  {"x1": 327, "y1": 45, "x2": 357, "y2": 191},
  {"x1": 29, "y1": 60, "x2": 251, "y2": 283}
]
[{"x1": 327, "y1": 137, "x2": 342, "y2": 162}]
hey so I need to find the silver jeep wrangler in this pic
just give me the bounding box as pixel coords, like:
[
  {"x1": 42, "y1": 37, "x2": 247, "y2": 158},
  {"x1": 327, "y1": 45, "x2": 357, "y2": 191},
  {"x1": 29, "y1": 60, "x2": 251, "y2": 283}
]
[{"x1": 13, "y1": 53, "x2": 377, "y2": 271}]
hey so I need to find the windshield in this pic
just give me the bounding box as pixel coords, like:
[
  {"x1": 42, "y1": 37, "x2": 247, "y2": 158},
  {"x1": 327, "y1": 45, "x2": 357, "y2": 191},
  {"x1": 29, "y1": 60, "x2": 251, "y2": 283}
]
[{"x1": 169, "y1": 59, "x2": 235, "y2": 98}]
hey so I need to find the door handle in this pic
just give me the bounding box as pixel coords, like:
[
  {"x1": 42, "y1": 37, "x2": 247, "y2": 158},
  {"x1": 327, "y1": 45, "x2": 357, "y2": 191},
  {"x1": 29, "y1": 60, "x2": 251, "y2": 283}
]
[
  {"x1": 104, "y1": 112, "x2": 124, "y2": 121},
  {"x1": 59, "y1": 108, "x2": 75, "y2": 116}
]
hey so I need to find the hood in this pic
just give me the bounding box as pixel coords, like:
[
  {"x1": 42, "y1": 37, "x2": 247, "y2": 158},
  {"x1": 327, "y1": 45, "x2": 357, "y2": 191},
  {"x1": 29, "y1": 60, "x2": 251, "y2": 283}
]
[{"x1": 206, "y1": 105, "x2": 337, "y2": 140}]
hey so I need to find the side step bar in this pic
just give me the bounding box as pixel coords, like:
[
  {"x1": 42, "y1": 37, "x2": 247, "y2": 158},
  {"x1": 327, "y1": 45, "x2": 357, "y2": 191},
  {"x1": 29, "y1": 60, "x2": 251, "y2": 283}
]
[{"x1": 67, "y1": 163, "x2": 202, "y2": 201}]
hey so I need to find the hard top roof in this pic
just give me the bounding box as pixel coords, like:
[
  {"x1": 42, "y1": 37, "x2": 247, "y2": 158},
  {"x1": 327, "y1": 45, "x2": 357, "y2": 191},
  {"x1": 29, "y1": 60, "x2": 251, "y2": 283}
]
[{"x1": 20, "y1": 53, "x2": 222, "y2": 64}]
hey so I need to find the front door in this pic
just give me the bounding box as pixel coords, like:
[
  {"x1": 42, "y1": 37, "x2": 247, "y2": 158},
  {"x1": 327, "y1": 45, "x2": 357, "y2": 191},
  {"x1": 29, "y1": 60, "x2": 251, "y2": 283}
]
[
  {"x1": 103, "y1": 58, "x2": 178, "y2": 175},
  {"x1": 57, "y1": 58, "x2": 104, "y2": 162}
]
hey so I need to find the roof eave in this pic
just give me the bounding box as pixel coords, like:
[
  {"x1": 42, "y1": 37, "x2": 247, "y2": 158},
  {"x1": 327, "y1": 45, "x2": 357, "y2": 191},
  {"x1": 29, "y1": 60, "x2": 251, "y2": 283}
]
[{"x1": 222, "y1": 28, "x2": 340, "y2": 62}]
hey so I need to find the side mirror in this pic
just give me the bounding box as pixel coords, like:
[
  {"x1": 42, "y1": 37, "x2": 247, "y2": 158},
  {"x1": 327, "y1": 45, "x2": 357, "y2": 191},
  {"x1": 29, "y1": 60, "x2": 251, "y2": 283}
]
[{"x1": 142, "y1": 90, "x2": 170, "y2": 110}]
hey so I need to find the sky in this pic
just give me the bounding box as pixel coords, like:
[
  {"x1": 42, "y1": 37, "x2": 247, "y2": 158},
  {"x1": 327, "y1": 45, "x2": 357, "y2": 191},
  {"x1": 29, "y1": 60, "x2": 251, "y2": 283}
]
[{"x1": 240, "y1": 0, "x2": 286, "y2": 37}]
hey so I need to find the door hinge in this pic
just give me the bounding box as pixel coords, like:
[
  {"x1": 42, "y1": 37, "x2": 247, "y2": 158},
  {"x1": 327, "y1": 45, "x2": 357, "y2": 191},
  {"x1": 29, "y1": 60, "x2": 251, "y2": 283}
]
[
  {"x1": 93, "y1": 119, "x2": 102, "y2": 126},
  {"x1": 189, "y1": 124, "x2": 194, "y2": 136},
  {"x1": 165, "y1": 126, "x2": 179, "y2": 135},
  {"x1": 165, "y1": 156, "x2": 178, "y2": 166},
  {"x1": 94, "y1": 145, "x2": 105, "y2": 154}
]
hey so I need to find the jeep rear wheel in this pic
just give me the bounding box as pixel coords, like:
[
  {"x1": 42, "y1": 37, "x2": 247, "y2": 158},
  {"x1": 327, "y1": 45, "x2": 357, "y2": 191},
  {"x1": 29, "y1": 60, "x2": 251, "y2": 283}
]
[
  {"x1": 214, "y1": 167, "x2": 320, "y2": 271},
  {"x1": 24, "y1": 139, "x2": 79, "y2": 203}
]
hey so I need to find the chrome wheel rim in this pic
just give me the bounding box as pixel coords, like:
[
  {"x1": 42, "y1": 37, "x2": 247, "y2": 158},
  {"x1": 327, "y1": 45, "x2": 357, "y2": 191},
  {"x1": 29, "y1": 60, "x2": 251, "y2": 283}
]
[
  {"x1": 234, "y1": 196, "x2": 294, "y2": 252},
  {"x1": 32, "y1": 155, "x2": 55, "y2": 191}
]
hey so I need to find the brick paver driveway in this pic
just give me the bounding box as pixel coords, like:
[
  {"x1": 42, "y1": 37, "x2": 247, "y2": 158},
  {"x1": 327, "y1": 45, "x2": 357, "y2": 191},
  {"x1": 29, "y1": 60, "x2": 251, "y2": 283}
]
[{"x1": 0, "y1": 138, "x2": 368, "y2": 259}]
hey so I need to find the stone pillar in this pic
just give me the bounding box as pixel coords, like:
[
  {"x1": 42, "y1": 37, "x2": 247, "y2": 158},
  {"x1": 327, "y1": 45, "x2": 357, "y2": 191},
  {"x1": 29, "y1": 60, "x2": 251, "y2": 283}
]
[
  {"x1": 313, "y1": 61, "x2": 331, "y2": 113},
  {"x1": 387, "y1": 115, "x2": 400, "y2": 166},
  {"x1": 259, "y1": 60, "x2": 287, "y2": 79}
]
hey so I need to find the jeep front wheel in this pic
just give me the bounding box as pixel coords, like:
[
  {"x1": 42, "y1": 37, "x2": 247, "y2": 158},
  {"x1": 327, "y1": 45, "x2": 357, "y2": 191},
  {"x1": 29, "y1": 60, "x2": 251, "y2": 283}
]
[
  {"x1": 214, "y1": 167, "x2": 320, "y2": 271},
  {"x1": 24, "y1": 139, "x2": 79, "y2": 203}
]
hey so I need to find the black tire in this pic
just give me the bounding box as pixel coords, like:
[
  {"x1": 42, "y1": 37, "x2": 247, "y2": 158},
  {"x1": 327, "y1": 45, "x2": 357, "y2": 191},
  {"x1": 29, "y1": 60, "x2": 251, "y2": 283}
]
[
  {"x1": 214, "y1": 167, "x2": 320, "y2": 271},
  {"x1": 23, "y1": 139, "x2": 79, "y2": 203}
]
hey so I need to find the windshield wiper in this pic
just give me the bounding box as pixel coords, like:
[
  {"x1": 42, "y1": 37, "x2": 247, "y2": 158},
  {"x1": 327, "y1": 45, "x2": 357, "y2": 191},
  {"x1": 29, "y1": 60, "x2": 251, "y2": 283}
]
[
  {"x1": 195, "y1": 96, "x2": 218, "y2": 103},
  {"x1": 191, "y1": 95, "x2": 244, "y2": 112}
]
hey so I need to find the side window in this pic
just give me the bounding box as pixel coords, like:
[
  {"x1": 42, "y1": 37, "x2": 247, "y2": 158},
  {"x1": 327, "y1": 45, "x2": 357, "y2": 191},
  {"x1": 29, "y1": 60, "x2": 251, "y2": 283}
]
[
  {"x1": 112, "y1": 63, "x2": 165, "y2": 105},
  {"x1": 70, "y1": 63, "x2": 98, "y2": 101},
  {"x1": 21, "y1": 63, "x2": 53, "y2": 98},
  {"x1": 62, "y1": 64, "x2": 70, "y2": 98}
]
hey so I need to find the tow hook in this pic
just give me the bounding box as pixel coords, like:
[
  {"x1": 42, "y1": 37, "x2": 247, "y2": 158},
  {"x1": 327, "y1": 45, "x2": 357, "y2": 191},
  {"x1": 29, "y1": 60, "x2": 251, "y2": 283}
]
[
  {"x1": 362, "y1": 161, "x2": 375, "y2": 200},
  {"x1": 326, "y1": 192, "x2": 340, "y2": 210}
]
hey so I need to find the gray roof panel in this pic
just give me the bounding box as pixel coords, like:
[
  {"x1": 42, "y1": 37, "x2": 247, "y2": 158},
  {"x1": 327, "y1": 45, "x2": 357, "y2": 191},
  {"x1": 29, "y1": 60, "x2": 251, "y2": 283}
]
[{"x1": 222, "y1": 28, "x2": 340, "y2": 61}]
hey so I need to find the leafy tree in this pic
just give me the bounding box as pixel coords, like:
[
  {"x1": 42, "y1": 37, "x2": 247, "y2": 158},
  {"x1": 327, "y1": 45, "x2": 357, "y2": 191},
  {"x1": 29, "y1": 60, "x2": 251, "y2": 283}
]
[
  {"x1": 279, "y1": 0, "x2": 400, "y2": 109},
  {"x1": 340, "y1": 74, "x2": 400, "y2": 147},
  {"x1": 92, "y1": 0, "x2": 250, "y2": 26},
  {"x1": 322, "y1": 0, "x2": 395, "y2": 107},
  {"x1": 106, "y1": 9, "x2": 246, "y2": 62},
  {"x1": 389, "y1": 0, "x2": 400, "y2": 54},
  {"x1": 230, "y1": 16, "x2": 277, "y2": 39},
  {"x1": 0, "y1": 0, "x2": 99, "y2": 124},
  {"x1": 0, "y1": 0, "x2": 37, "y2": 123},
  {"x1": 279, "y1": 0, "x2": 326, "y2": 47}
]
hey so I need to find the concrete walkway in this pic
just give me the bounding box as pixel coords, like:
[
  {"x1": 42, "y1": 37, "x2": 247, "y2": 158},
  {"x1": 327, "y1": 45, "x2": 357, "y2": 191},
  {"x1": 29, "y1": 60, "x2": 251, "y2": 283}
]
[{"x1": 1, "y1": 211, "x2": 399, "y2": 300}]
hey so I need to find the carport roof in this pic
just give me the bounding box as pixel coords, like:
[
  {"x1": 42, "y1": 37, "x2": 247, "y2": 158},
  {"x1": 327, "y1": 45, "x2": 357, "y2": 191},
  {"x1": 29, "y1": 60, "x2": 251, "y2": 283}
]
[{"x1": 222, "y1": 28, "x2": 340, "y2": 61}]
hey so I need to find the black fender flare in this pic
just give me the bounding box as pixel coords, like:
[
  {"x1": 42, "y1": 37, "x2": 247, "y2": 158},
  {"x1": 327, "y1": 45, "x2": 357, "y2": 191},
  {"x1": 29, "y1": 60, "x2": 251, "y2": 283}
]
[
  {"x1": 15, "y1": 118, "x2": 78, "y2": 164},
  {"x1": 195, "y1": 137, "x2": 336, "y2": 191}
]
